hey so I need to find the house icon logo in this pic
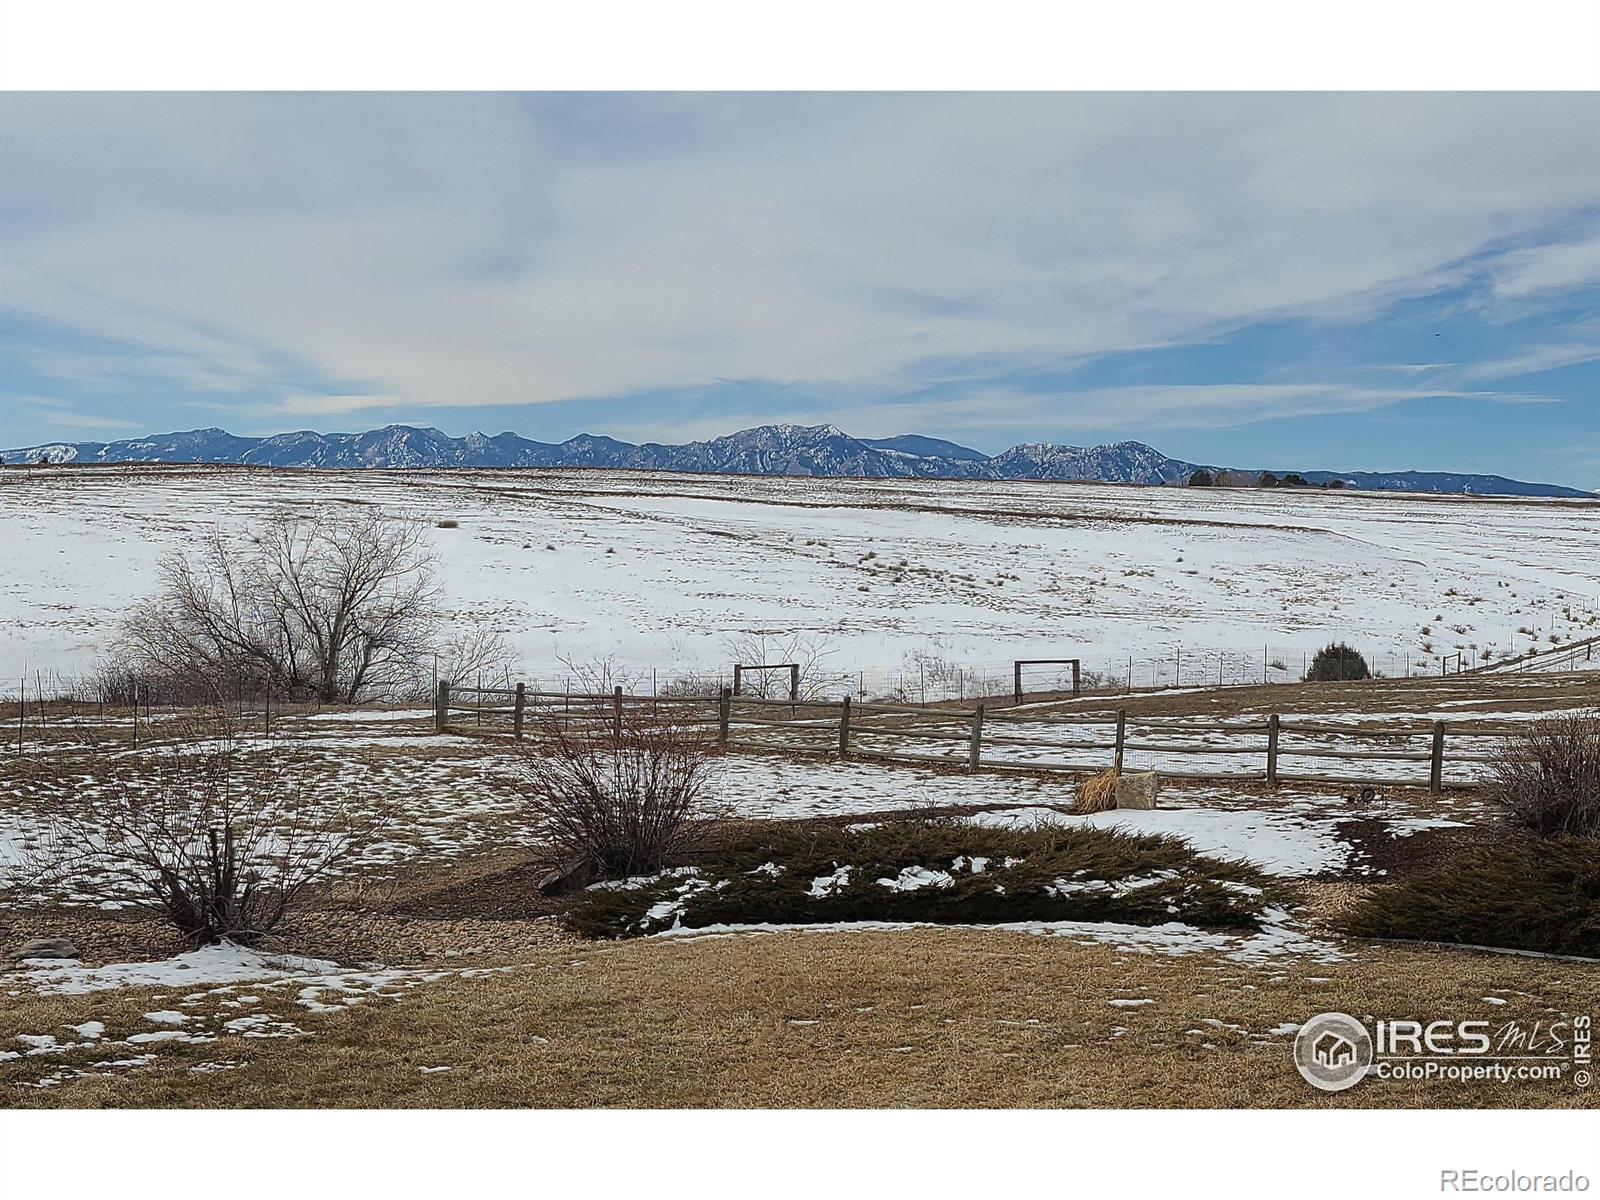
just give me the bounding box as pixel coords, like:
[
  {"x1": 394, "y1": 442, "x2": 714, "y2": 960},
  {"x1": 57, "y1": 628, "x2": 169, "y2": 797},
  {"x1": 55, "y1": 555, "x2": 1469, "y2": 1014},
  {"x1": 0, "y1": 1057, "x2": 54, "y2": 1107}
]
[
  {"x1": 1313, "y1": 1030, "x2": 1357, "y2": 1070},
  {"x1": 1294, "y1": 1012, "x2": 1373, "y2": 1091}
]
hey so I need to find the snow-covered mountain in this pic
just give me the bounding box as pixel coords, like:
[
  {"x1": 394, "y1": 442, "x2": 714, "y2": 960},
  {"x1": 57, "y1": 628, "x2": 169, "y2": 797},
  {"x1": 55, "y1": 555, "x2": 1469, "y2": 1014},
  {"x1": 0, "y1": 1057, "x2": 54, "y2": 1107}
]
[
  {"x1": 2, "y1": 422, "x2": 1590, "y2": 497},
  {"x1": 987, "y1": 440, "x2": 1197, "y2": 485}
]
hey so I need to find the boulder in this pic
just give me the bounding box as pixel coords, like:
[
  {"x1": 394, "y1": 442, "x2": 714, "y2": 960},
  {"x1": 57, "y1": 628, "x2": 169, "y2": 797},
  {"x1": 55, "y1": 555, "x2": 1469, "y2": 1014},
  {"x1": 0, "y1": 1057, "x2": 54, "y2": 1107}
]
[
  {"x1": 1113, "y1": 771, "x2": 1158, "y2": 810},
  {"x1": 537, "y1": 854, "x2": 598, "y2": 896},
  {"x1": 10, "y1": 937, "x2": 80, "y2": 962}
]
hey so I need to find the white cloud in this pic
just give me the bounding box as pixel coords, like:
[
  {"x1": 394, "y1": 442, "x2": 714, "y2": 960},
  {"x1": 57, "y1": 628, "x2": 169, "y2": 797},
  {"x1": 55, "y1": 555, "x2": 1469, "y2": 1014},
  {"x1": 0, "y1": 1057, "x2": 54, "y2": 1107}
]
[
  {"x1": 277, "y1": 392, "x2": 408, "y2": 417},
  {"x1": 2, "y1": 93, "x2": 1596, "y2": 428},
  {"x1": 1456, "y1": 340, "x2": 1600, "y2": 382},
  {"x1": 1488, "y1": 228, "x2": 1600, "y2": 298}
]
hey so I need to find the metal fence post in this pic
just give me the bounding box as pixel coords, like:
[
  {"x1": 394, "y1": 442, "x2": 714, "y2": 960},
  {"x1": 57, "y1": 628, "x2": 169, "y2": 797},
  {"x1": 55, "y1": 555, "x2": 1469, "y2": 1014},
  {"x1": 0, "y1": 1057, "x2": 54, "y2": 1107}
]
[
  {"x1": 1114, "y1": 708, "x2": 1126, "y2": 772},
  {"x1": 1266, "y1": 713, "x2": 1280, "y2": 786},
  {"x1": 1430, "y1": 720, "x2": 1445, "y2": 794},
  {"x1": 838, "y1": 695, "x2": 851, "y2": 758},
  {"x1": 513, "y1": 681, "x2": 526, "y2": 740},
  {"x1": 718, "y1": 687, "x2": 731, "y2": 746},
  {"x1": 968, "y1": 703, "x2": 985, "y2": 771}
]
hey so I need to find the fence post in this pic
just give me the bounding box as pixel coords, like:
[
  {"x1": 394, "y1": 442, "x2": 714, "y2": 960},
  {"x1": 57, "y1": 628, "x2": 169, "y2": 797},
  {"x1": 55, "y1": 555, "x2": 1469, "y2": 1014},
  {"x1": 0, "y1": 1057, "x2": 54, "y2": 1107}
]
[
  {"x1": 718, "y1": 687, "x2": 731, "y2": 746},
  {"x1": 435, "y1": 680, "x2": 450, "y2": 733},
  {"x1": 1266, "y1": 713, "x2": 1280, "y2": 786},
  {"x1": 1013, "y1": 662, "x2": 1022, "y2": 706},
  {"x1": 1072, "y1": 660, "x2": 1081, "y2": 697},
  {"x1": 613, "y1": 685, "x2": 624, "y2": 741},
  {"x1": 732, "y1": 664, "x2": 743, "y2": 697},
  {"x1": 838, "y1": 695, "x2": 851, "y2": 758},
  {"x1": 789, "y1": 664, "x2": 799, "y2": 704},
  {"x1": 1430, "y1": 720, "x2": 1445, "y2": 794},
  {"x1": 1114, "y1": 708, "x2": 1126, "y2": 772},
  {"x1": 968, "y1": 703, "x2": 985, "y2": 771},
  {"x1": 513, "y1": 682, "x2": 526, "y2": 740}
]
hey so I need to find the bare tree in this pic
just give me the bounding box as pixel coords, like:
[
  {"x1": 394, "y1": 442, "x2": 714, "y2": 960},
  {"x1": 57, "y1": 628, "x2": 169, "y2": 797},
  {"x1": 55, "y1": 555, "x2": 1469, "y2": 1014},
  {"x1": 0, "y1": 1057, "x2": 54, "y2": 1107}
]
[
  {"x1": 21, "y1": 708, "x2": 393, "y2": 945},
  {"x1": 511, "y1": 700, "x2": 723, "y2": 880},
  {"x1": 120, "y1": 512, "x2": 446, "y2": 704}
]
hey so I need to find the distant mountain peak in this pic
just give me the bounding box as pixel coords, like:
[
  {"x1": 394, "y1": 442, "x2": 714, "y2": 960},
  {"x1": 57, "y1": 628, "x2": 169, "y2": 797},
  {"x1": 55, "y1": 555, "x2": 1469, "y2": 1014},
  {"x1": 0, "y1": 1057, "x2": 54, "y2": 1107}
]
[{"x1": 1, "y1": 422, "x2": 1588, "y2": 498}]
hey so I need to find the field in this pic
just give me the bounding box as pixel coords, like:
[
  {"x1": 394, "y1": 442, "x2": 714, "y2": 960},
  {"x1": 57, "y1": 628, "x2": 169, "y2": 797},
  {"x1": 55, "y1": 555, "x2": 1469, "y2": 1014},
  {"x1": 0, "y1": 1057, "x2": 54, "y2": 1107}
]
[
  {"x1": 4, "y1": 464, "x2": 1599, "y2": 694},
  {"x1": 2, "y1": 465, "x2": 1598, "y2": 1109}
]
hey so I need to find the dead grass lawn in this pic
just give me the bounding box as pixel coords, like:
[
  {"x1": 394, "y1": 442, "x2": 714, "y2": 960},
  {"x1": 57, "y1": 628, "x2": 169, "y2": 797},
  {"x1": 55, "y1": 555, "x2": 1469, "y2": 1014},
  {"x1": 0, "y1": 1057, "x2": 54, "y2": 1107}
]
[{"x1": 6, "y1": 929, "x2": 1595, "y2": 1109}]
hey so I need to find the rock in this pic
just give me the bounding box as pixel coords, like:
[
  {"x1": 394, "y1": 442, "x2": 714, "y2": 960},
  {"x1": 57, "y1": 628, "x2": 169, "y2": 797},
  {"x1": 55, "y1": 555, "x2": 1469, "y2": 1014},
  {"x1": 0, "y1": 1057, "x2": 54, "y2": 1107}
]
[
  {"x1": 10, "y1": 937, "x2": 80, "y2": 962},
  {"x1": 537, "y1": 854, "x2": 598, "y2": 896},
  {"x1": 1113, "y1": 771, "x2": 1158, "y2": 810}
]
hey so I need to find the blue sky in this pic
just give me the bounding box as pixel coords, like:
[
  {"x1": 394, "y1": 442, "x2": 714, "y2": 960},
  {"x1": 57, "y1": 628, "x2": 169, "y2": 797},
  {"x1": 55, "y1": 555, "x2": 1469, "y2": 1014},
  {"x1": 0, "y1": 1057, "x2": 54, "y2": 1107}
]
[{"x1": 1, "y1": 92, "x2": 1597, "y2": 486}]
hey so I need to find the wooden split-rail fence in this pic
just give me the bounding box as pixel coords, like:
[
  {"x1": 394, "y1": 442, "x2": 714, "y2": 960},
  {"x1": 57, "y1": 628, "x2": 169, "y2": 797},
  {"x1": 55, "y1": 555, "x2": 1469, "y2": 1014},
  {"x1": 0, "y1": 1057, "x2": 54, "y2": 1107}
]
[{"x1": 436, "y1": 680, "x2": 1510, "y2": 793}]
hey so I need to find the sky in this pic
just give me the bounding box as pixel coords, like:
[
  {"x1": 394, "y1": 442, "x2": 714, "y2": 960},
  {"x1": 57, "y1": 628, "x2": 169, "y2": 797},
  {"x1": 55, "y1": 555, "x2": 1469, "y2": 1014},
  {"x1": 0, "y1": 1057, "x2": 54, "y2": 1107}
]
[{"x1": 1, "y1": 92, "x2": 1597, "y2": 486}]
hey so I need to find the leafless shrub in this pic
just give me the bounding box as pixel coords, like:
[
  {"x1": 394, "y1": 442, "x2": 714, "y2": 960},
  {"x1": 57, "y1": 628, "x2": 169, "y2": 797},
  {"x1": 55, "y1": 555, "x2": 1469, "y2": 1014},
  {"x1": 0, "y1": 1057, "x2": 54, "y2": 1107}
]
[
  {"x1": 21, "y1": 708, "x2": 393, "y2": 945},
  {"x1": 555, "y1": 654, "x2": 643, "y2": 696},
  {"x1": 722, "y1": 631, "x2": 837, "y2": 700},
  {"x1": 511, "y1": 700, "x2": 723, "y2": 879},
  {"x1": 1078, "y1": 669, "x2": 1117, "y2": 695},
  {"x1": 420, "y1": 624, "x2": 518, "y2": 699},
  {"x1": 660, "y1": 672, "x2": 726, "y2": 699},
  {"x1": 1484, "y1": 712, "x2": 1600, "y2": 838}
]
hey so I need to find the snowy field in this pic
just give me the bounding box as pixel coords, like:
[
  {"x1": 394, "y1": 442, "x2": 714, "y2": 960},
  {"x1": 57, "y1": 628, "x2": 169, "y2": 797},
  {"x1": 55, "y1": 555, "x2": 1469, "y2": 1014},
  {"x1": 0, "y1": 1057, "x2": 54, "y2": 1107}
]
[{"x1": 3, "y1": 464, "x2": 1598, "y2": 693}]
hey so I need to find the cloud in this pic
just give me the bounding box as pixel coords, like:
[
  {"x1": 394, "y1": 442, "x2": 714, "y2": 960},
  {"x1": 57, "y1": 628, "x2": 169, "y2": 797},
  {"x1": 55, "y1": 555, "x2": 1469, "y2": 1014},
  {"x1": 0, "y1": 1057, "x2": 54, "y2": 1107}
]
[
  {"x1": 992, "y1": 383, "x2": 1555, "y2": 431},
  {"x1": 1, "y1": 93, "x2": 1597, "y2": 431},
  {"x1": 1488, "y1": 228, "x2": 1600, "y2": 299},
  {"x1": 277, "y1": 392, "x2": 409, "y2": 417},
  {"x1": 1454, "y1": 340, "x2": 1600, "y2": 382}
]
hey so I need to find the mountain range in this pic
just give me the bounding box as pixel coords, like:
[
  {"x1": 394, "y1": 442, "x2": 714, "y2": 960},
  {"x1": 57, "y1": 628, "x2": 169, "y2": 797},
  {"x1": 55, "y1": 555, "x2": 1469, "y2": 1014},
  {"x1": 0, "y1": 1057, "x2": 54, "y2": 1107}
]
[{"x1": 3, "y1": 423, "x2": 1591, "y2": 497}]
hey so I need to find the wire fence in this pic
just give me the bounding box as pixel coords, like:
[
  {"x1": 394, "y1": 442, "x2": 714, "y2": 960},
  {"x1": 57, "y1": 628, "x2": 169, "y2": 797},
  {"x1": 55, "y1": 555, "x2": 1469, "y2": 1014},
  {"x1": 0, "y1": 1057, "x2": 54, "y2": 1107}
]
[
  {"x1": 437, "y1": 684, "x2": 1513, "y2": 792},
  {"x1": 417, "y1": 643, "x2": 1539, "y2": 707},
  {"x1": 7, "y1": 635, "x2": 1596, "y2": 725}
]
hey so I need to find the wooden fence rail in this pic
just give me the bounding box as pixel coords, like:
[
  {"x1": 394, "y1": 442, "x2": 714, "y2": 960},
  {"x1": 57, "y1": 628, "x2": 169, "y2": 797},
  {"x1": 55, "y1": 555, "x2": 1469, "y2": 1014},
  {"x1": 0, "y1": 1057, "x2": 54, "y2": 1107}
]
[{"x1": 438, "y1": 682, "x2": 1498, "y2": 792}]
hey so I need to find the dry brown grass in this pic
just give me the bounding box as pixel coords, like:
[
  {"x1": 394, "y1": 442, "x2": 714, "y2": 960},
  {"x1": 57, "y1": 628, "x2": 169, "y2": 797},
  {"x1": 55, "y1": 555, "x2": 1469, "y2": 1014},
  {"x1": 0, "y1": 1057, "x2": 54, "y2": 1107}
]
[
  {"x1": 5, "y1": 929, "x2": 1596, "y2": 1109},
  {"x1": 1075, "y1": 767, "x2": 1118, "y2": 814}
]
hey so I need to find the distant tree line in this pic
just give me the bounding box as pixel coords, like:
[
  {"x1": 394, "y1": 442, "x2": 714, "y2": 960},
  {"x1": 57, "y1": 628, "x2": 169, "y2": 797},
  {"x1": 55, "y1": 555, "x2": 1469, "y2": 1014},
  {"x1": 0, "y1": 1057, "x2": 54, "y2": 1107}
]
[{"x1": 1188, "y1": 469, "x2": 1348, "y2": 489}]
